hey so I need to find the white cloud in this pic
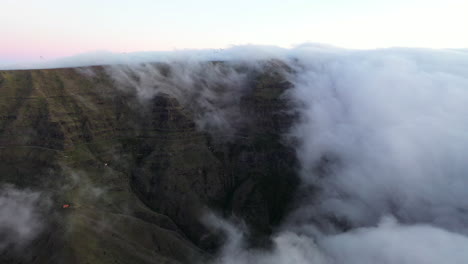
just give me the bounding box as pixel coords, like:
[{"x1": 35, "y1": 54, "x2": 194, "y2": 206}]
[
  {"x1": 2, "y1": 45, "x2": 468, "y2": 263},
  {"x1": 201, "y1": 46, "x2": 468, "y2": 264},
  {"x1": 0, "y1": 185, "x2": 48, "y2": 251}
]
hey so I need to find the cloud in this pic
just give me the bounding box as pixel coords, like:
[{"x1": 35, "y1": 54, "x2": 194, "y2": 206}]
[
  {"x1": 211, "y1": 216, "x2": 468, "y2": 264},
  {"x1": 288, "y1": 48, "x2": 468, "y2": 232},
  {"x1": 197, "y1": 47, "x2": 468, "y2": 263},
  {"x1": 105, "y1": 59, "x2": 280, "y2": 137},
  {"x1": 82, "y1": 46, "x2": 468, "y2": 263},
  {"x1": 3, "y1": 44, "x2": 468, "y2": 263},
  {"x1": 0, "y1": 184, "x2": 49, "y2": 251},
  {"x1": 0, "y1": 45, "x2": 288, "y2": 70},
  {"x1": 321, "y1": 217, "x2": 468, "y2": 264}
]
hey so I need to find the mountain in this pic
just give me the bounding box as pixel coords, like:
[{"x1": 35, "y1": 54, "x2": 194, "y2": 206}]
[{"x1": 0, "y1": 61, "x2": 299, "y2": 264}]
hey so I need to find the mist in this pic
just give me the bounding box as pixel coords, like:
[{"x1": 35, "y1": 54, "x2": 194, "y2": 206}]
[
  {"x1": 106, "y1": 60, "x2": 253, "y2": 136},
  {"x1": 288, "y1": 48, "x2": 468, "y2": 231},
  {"x1": 0, "y1": 45, "x2": 288, "y2": 70},
  {"x1": 2, "y1": 45, "x2": 468, "y2": 263},
  {"x1": 0, "y1": 184, "x2": 49, "y2": 252},
  {"x1": 196, "y1": 46, "x2": 468, "y2": 263}
]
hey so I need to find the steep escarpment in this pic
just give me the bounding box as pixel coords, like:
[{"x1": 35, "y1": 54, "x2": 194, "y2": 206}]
[{"x1": 0, "y1": 62, "x2": 299, "y2": 264}]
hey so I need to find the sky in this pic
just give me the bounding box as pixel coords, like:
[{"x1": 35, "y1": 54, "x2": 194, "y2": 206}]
[{"x1": 1, "y1": 0, "x2": 467, "y2": 63}]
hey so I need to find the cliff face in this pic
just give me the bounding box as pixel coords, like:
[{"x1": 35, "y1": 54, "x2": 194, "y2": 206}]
[{"x1": 0, "y1": 62, "x2": 299, "y2": 264}]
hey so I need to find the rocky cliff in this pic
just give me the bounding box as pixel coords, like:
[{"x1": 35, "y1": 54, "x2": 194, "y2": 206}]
[{"x1": 0, "y1": 61, "x2": 299, "y2": 264}]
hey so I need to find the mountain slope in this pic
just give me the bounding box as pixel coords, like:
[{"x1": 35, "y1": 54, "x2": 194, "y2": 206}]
[{"x1": 0, "y1": 62, "x2": 299, "y2": 263}]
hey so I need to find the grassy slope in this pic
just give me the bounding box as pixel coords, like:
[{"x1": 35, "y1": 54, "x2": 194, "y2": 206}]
[
  {"x1": 0, "y1": 68, "x2": 201, "y2": 264},
  {"x1": 0, "y1": 63, "x2": 298, "y2": 263}
]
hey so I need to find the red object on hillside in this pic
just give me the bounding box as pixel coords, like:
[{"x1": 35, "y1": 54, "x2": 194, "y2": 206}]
[{"x1": 63, "y1": 204, "x2": 70, "y2": 208}]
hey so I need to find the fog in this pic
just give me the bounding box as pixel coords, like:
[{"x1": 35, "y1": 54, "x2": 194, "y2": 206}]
[
  {"x1": 2, "y1": 45, "x2": 468, "y2": 263},
  {"x1": 106, "y1": 60, "x2": 253, "y2": 136},
  {"x1": 0, "y1": 45, "x2": 288, "y2": 70},
  {"x1": 0, "y1": 185, "x2": 49, "y2": 252},
  {"x1": 101, "y1": 46, "x2": 468, "y2": 263},
  {"x1": 212, "y1": 219, "x2": 468, "y2": 264},
  {"x1": 288, "y1": 48, "x2": 468, "y2": 233},
  {"x1": 205, "y1": 47, "x2": 468, "y2": 263}
]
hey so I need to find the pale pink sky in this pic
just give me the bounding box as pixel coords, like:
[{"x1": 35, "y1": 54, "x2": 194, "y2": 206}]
[{"x1": 1, "y1": 0, "x2": 467, "y2": 63}]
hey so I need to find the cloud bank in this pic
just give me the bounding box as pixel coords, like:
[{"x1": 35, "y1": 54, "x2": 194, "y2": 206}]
[
  {"x1": 201, "y1": 46, "x2": 468, "y2": 264},
  {"x1": 3, "y1": 44, "x2": 468, "y2": 263},
  {"x1": 106, "y1": 60, "x2": 254, "y2": 136},
  {"x1": 288, "y1": 47, "x2": 468, "y2": 232},
  {"x1": 0, "y1": 45, "x2": 288, "y2": 70},
  {"x1": 212, "y1": 217, "x2": 468, "y2": 264}
]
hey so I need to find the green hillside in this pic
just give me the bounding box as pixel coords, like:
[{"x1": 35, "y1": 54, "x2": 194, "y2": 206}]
[{"x1": 0, "y1": 62, "x2": 299, "y2": 264}]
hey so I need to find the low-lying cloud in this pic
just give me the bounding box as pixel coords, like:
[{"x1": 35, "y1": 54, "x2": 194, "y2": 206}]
[
  {"x1": 3, "y1": 44, "x2": 468, "y2": 263},
  {"x1": 0, "y1": 184, "x2": 49, "y2": 251},
  {"x1": 106, "y1": 61, "x2": 253, "y2": 135},
  {"x1": 204, "y1": 46, "x2": 468, "y2": 264},
  {"x1": 288, "y1": 48, "x2": 468, "y2": 231}
]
